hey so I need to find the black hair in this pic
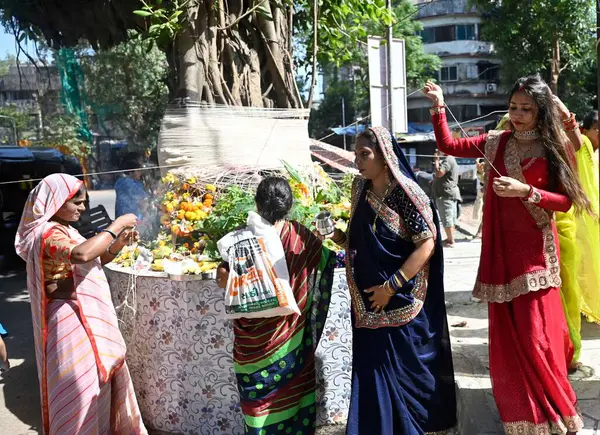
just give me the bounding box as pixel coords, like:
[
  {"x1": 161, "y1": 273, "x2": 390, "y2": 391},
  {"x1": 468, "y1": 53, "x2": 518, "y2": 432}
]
[
  {"x1": 122, "y1": 152, "x2": 144, "y2": 171},
  {"x1": 255, "y1": 176, "x2": 293, "y2": 224},
  {"x1": 356, "y1": 129, "x2": 381, "y2": 153},
  {"x1": 582, "y1": 110, "x2": 598, "y2": 130},
  {"x1": 509, "y1": 74, "x2": 591, "y2": 215}
]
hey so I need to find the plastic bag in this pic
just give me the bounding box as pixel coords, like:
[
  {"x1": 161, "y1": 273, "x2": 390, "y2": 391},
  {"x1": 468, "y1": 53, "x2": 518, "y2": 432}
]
[{"x1": 217, "y1": 212, "x2": 300, "y2": 319}]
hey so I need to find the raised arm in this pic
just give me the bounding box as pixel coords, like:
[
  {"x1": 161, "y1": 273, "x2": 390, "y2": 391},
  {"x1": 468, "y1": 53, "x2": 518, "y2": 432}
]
[
  {"x1": 553, "y1": 95, "x2": 583, "y2": 152},
  {"x1": 423, "y1": 81, "x2": 488, "y2": 158}
]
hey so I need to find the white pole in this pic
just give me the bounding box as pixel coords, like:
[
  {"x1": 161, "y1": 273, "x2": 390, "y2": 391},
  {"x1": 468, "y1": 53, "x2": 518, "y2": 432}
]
[
  {"x1": 386, "y1": 0, "x2": 395, "y2": 135},
  {"x1": 342, "y1": 97, "x2": 347, "y2": 150}
]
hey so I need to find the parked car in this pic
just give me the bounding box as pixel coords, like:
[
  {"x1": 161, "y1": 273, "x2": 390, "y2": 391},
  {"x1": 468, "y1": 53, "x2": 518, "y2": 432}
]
[{"x1": 0, "y1": 145, "x2": 83, "y2": 270}]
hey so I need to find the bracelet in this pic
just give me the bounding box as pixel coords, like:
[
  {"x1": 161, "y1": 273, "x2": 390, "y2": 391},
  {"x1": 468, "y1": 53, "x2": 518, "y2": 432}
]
[
  {"x1": 398, "y1": 269, "x2": 409, "y2": 283},
  {"x1": 526, "y1": 186, "x2": 542, "y2": 204},
  {"x1": 429, "y1": 106, "x2": 446, "y2": 115},
  {"x1": 521, "y1": 185, "x2": 534, "y2": 201},
  {"x1": 564, "y1": 121, "x2": 579, "y2": 132},
  {"x1": 562, "y1": 112, "x2": 575, "y2": 123},
  {"x1": 332, "y1": 230, "x2": 347, "y2": 246},
  {"x1": 102, "y1": 229, "x2": 117, "y2": 240},
  {"x1": 383, "y1": 281, "x2": 396, "y2": 297},
  {"x1": 106, "y1": 245, "x2": 119, "y2": 256}
]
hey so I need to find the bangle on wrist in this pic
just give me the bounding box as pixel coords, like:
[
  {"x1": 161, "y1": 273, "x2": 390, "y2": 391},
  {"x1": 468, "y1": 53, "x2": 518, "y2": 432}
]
[
  {"x1": 399, "y1": 269, "x2": 409, "y2": 283},
  {"x1": 430, "y1": 106, "x2": 445, "y2": 115},
  {"x1": 102, "y1": 229, "x2": 117, "y2": 240},
  {"x1": 383, "y1": 281, "x2": 396, "y2": 296},
  {"x1": 332, "y1": 230, "x2": 346, "y2": 245},
  {"x1": 107, "y1": 244, "x2": 119, "y2": 256}
]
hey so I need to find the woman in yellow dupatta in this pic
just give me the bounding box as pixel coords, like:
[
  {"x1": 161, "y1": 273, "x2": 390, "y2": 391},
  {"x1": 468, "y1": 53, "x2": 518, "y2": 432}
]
[
  {"x1": 577, "y1": 111, "x2": 600, "y2": 325},
  {"x1": 557, "y1": 109, "x2": 600, "y2": 370}
]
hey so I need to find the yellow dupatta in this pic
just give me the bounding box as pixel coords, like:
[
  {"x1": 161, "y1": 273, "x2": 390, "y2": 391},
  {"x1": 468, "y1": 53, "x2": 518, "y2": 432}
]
[{"x1": 576, "y1": 135, "x2": 600, "y2": 324}]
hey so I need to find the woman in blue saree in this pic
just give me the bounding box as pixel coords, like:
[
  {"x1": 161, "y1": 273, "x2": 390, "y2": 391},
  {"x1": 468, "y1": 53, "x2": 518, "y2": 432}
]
[{"x1": 331, "y1": 126, "x2": 456, "y2": 434}]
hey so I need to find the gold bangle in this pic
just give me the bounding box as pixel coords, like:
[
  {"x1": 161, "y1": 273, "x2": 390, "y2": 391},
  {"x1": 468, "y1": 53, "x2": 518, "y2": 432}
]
[
  {"x1": 384, "y1": 281, "x2": 395, "y2": 296},
  {"x1": 399, "y1": 269, "x2": 409, "y2": 283}
]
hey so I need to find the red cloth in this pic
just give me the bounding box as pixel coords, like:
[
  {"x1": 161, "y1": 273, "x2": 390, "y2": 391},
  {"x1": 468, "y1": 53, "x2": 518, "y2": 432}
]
[
  {"x1": 432, "y1": 111, "x2": 571, "y2": 300},
  {"x1": 489, "y1": 288, "x2": 580, "y2": 433},
  {"x1": 432, "y1": 111, "x2": 582, "y2": 432}
]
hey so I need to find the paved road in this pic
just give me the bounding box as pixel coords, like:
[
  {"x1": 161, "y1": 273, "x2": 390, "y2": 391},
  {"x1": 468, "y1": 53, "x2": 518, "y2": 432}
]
[{"x1": 2, "y1": 221, "x2": 599, "y2": 434}]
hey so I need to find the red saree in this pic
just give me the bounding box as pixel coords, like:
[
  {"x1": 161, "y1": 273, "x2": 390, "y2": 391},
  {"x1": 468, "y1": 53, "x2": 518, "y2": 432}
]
[{"x1": 432, "y1": 111, "x2": 583, "y2": 434}]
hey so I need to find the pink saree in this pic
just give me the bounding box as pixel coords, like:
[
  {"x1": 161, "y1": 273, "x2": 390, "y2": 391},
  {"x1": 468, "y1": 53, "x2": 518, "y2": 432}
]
[{"x1": 15, "y1": 173, "x2": 146, "y2": 435}]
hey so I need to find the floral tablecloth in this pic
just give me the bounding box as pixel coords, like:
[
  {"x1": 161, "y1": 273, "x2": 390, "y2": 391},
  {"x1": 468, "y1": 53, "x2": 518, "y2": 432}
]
[{"x1": 105, "y1": 265, "x2": 353, "y2": 434}]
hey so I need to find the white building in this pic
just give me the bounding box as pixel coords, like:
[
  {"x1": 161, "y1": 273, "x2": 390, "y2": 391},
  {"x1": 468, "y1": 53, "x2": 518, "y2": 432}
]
[{"x1": 407, "y1": 0, "x2": 506, "y2": 133}]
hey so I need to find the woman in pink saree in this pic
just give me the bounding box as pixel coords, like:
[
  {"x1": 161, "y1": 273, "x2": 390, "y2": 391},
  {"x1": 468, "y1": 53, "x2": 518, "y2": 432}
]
[{"x1": 15, "y1": 173, "x2": 147, "y2": 435}]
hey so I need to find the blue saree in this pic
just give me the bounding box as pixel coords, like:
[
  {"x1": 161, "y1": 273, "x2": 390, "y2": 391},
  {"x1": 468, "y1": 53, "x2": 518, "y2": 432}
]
[{"x1": 345, "y1": 127, "x2": 456, "y2": 434}]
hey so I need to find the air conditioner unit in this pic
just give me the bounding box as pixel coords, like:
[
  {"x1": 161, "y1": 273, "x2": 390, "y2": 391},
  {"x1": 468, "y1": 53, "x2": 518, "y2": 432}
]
[{"x1": 486, "y1": 83, "x2": 498, "y2": 93}]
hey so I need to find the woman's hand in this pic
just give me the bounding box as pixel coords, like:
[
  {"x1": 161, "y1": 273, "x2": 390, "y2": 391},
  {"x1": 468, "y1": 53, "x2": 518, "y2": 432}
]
[
  {"x1": 364, "y1": 285, "x2": 393, "y2": 313},
  {"x1": 216, "y1": 263, "x2": 229, "y2": 289},
  {"x1": 551, "y1": 95, "x2": 570, "y2": 120},
  {"x1": 114, "y1": 213, "x2": 138, "y2": 231},
  {"x1": 423, "y1": 80, "x2": 445, "y2": 107},
  {"x1": 313, "y1": 227, "x2": 343, "y2": 242},
  {"x1": 493, "y1": 176, "x2": 530, "y2": 198},
  {"x1": 116, "y1": 229, "x2": 139, "y2": 246}
]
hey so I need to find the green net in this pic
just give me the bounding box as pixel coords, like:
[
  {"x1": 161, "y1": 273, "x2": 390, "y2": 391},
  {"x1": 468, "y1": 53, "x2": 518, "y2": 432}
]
[{"x1": 55, "y1": 48, "x2": 93, "y2": 142}]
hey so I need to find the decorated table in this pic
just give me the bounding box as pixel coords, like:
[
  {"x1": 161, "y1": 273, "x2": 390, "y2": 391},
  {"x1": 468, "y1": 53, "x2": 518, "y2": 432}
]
[{"x1": 105, "y1": 264, "x2": 353, "y2": 434}]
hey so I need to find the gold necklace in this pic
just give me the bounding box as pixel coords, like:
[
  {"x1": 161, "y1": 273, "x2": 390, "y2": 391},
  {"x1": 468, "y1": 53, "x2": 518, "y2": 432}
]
[
  {"x1": 371, "y1": 179, "x2": 394, "y2": 232},
  {"x1": 516, "y1": 140, "x2": 536, "y2": 161}
]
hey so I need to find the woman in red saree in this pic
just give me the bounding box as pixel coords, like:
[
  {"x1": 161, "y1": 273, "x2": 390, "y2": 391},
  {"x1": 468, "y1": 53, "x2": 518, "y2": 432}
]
[
  {"x1": 424, "y1": 75, "x2": 592, "y2": 434},
  {"x1": 15, "y1": 173, "x2": 147, "y2": 434}
]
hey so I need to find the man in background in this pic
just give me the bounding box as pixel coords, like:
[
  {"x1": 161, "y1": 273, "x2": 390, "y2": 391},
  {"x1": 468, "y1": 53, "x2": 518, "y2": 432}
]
[{"x1": 433, "y1": 150, "x2": 461, "y2": 247}]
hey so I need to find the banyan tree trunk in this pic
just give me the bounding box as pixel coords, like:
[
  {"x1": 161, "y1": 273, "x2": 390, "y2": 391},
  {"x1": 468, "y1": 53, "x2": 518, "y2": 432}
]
[{"x1": 168, "y1": 0, "x2": 301, "y2": 108}]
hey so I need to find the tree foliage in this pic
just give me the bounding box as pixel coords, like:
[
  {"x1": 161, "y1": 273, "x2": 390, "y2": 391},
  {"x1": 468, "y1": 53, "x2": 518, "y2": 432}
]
[
  {"x1": 0, "y1": 0, "x2": 404, "y2": 109},
  {"x1": 37, "y1": 114, "x2": 92, "y2": 159},
  {"x1": 307, "y1": 0, "x2": 440, "y2": 139},
  {"x1": 470, "y1": 0, "x2": 596, "y2": 114},
  {"x1": 79, "y1": 35, "x2": 169, "y2": 149}
]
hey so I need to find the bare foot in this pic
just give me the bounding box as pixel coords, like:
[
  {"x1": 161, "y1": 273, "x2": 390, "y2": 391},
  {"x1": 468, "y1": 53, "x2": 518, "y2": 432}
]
[
  {"x1": 0, "y1": 336, "x2": 9, "y2": 372},
  {"x1": 568, "y1": 361, "x2": 582, "y2": 374}
]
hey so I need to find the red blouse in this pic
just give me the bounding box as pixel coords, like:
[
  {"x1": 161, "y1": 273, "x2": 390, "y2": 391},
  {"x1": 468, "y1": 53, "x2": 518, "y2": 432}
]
[{"x1": 432, "y1": 111, "x2": 571, "y2": 303}]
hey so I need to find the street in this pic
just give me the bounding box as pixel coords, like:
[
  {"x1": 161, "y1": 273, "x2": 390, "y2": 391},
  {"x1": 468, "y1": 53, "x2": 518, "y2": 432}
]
[{"x1": 2, "y1": 236, "x2": 599, "y2": 434}]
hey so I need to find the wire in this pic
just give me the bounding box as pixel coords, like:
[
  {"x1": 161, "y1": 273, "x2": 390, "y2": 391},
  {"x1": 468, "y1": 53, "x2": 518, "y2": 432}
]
[
  {"x1": 444, "y1": 104, "x2": 502, "y2": 176},
  {"x1": 0, "y1": 161, "x2": 182, "y2": 186}
]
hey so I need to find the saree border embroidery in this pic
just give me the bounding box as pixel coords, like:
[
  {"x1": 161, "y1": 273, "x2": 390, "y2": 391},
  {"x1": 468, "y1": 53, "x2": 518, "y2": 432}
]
[
  {"x1": 473, "y1": 133, "x2": 561, "y2": 303},
  {"x1": 503, "y1": 414, "x2": 583, "y2": 435},
  {"x1": 481, "y1": 130, "x2": 504, "y2": 206},
  {"x1": 346, "y1": 177, "x2": 429, "y2": 328},
  {"x1": 473, "y1": 225, "x2": 560, "y2": 302},
  {"x1": 346, "y1": 257, "x2": 429, "y2": 329},
  {"x1": 370, "y1": 126, "x2": 438, "y2": 241},
  {"x1": 366, "y1": 190, "x2": 409, "y2": 239}
]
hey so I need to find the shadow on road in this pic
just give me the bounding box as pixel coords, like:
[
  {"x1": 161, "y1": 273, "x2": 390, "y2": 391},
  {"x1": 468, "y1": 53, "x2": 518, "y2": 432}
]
[{"x1": 0, "y1": 271, "x2": 42, "y2": 432}]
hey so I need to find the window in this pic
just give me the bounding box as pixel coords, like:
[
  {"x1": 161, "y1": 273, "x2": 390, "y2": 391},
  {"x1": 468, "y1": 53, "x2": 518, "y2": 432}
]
[
  {"x1": 456, "y1": 24, "x2": 476, "y2": 40},
  {"x1": 420, "y1": 28, "x2": 435, "y2": 44},
  {"x1": 447, "y1": 105, "x2": 478, "y2": 122},
  {"x1": 439, "y1": 66, "x2": 458, "y2": 82},
  {"x1": 466, "y1": 65, "x2": 478, "y2": 79},
  {"x1": 407, "y1": 107, "x2": 430, "y2": 123},
  {"x1": 477, "y1": 63, "x2": 500, "y2": 81},
  {"x1": 435, "y1": 26, "x2": 455, "y2": 42},
  {"x1": 420, "y1": 24, "x2": 478, "y2": 43}
]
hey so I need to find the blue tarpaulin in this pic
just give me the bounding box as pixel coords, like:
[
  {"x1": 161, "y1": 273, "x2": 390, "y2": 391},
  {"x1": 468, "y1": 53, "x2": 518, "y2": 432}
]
[{"x1": 331, "y1": 124, "x2": 367, "y2": 136}]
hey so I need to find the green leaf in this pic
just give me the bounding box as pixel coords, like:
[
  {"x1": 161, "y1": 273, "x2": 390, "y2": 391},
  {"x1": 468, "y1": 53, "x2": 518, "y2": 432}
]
[{"x1": 133, "y1": 10, "x2": 153, "y2": 17}]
